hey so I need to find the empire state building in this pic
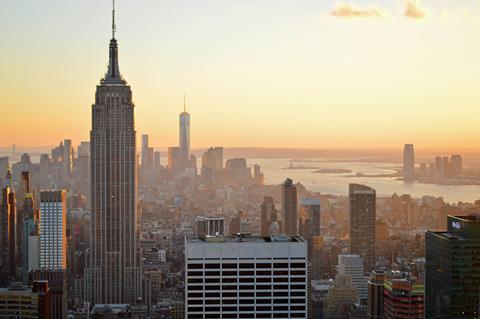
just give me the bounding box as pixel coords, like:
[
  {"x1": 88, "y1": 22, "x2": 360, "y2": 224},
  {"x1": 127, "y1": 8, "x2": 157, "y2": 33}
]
[{"x1": 83, "y1": 3, "x2": 142, "y2": 304}]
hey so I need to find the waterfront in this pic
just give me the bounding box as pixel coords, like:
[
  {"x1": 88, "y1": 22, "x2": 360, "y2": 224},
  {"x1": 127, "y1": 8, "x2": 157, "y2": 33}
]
[{"x1": 249, "y1": 158, "x2": 480, "y2": 204}]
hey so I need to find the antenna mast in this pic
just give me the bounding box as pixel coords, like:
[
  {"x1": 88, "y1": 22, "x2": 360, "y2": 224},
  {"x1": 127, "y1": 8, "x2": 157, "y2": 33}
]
[{"x1": 112, "y1": 0, "x2": 116, "y2": 39}]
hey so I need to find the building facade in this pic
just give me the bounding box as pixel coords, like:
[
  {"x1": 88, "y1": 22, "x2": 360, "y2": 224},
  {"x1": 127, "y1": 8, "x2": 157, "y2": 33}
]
[
  {"x1": 403, "y1": 144, "x2": 415, "y2": 181},
  {"x1": 39, "y1": 190, "x2": 67, "y2": 271},
  {"x1": 83, "y1": 5, "x2": 142, "y2": 305},
  {"x1": 349, "y1": 184, "x2": 376, "y2": 273},
  {"x1": 426, "y1": 215, "x2": 480, "y2": 318},
  {"x1": 383, "y1": 278, "x2": 424, "y2": 319},
  {"x1": 282, "y1": 178, "x2": 298, "y2": 236},
  {"x1": 185, "y1": 235, "x2": 308, "y2": 318}
]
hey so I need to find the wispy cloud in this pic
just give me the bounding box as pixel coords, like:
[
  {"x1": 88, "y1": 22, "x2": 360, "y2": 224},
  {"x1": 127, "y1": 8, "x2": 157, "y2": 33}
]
[
  {"x1": 404, "y1": 0, "x2": 427, "y2": 19},
  {"x1": 330, "y1": 3, "x2": 384, "y2": 18}
]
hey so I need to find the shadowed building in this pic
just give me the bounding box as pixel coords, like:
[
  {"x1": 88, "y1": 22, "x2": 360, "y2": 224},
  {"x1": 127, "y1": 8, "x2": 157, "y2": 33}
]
[
  {"x1": 282, "y1": 178, "x2": 298, "y2": 236},
  {"x1": 349, "y1": 184, "x2": 376, "y2": 273},
  {"x1": 426, "y1": 215, "x2": 480, "y2": 318}
]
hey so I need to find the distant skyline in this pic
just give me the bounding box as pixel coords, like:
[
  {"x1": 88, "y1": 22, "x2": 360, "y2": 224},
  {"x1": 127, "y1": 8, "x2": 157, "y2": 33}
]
[{"x1": 1, "y1": 0, "x2": 480, "y2": 148}]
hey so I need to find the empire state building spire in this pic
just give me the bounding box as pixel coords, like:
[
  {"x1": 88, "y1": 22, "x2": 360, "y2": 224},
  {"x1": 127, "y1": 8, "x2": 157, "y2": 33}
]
[{"x1": 103, "y1": 0, "x2": 124, "y2": 84}]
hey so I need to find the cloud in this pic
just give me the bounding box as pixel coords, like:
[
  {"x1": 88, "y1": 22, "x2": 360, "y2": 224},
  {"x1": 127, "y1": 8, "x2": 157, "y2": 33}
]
[
  {"x1": 330, "y1": 4, "x2": 384, "y2": 18},
  {"x1": 404, "y1": 0, "x2": 427, "y2": 19}
]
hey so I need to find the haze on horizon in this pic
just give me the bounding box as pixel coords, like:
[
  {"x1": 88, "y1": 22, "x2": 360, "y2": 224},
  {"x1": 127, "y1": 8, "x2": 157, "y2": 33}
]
[{"x1": 1, "y1": 0, "x2": 479, "y2": 149}]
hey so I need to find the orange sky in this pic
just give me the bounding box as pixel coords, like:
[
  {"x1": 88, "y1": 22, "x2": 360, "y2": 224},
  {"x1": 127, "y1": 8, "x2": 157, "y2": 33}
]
[{"x1": 1, "y1": 0, "x2": 480, "y2": 149}]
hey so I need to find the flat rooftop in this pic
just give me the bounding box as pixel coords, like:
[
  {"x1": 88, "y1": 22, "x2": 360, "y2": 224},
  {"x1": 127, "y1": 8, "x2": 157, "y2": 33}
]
[{"x1": 187, "y1": 234, "x2": 306, "y2": 244}]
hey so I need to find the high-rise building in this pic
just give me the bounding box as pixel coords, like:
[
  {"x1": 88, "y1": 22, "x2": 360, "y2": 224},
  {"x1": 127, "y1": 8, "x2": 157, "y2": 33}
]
[
  {"x1": 450, "y1": 154, "x2": 463, "y2": 177},
  {"x1": 179, "y1": 97, "x2": 190, "y2": 170},
  {"x1": 367, "y1": 270, "x2": 385, "y2": 319},
  {"x1": 39, "y1": 190, "x2": 67, "y2": 271},
  {"x1": 196, "y1": 216, "x2": 225, "y2": 238},
  {"x1": 282, "y1": 178, "x2": 298, "y2": 236},
  {"x1": 442, "y1": 156, "x2": 451, "y2": 179},
  {"x1": 260, "y1": 196, "x2": 279, "y2": 236},
  {"x1": 63, "y1": 139, "x2": 73, "y2": 177},
  {"x1": 0, "y1": 157, "x2": 9, "y2": 187},
  {"x1": 426, "y1": 215, "x2": 480, "y2": 318},
  {"x1": 349, "y1": 184, "x2": 376, "y2": 273},
  {"x1": 337, "y1": 254, "x2": 367, "y2": 303},
  {"x1": 185, "y1": 235, "x2": 308, "y2": 318},
  {"x1": 434, "y1": 156, "x2": 442, "y2": 177},
  {"x1": 154, "y1": 151, "x2": 161, "y2": 168},
  {"x1": 0, "y1": 170, "x2": 16, "y2": 283},
  {"x1": 141, "y1": 134, "x2": 149, "y2": 167},
  {"x1": 299, "y1": 198, "x2": 321, "y2": 240},
  {"x1": 29, "y1": 270, "x2": 67, "y2": 319},
  {"x1": 0, "y1": 281, "x2": 51, "y2": 318},
  {"x1": 324, "y1": 273, "x2": 358, "y2": 318},
  {"x1": 201, "y1": 147, "x2": 224, "y2": 182},
  {"x1": 383, "y1": 277, "x2": 424, "y2": 319},
  {"x1": 403, "y1": 144, "x2": 415, "y2": 182},
  {"x1": 168, "y1": 147, "x2": 181, "y2": 176},
  {"x1": 84, "y1": 3, "x2": 142, "y2": 305}
]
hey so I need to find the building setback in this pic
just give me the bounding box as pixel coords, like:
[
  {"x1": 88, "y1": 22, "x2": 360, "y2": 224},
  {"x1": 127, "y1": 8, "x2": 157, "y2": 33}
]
[{"x1": 83, "y1": 3, "x2": 142, "y2": 304}]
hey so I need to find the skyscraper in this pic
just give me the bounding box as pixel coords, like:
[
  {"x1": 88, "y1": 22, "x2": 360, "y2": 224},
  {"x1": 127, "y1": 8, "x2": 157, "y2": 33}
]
[
  {"x1": 367, "y1": 270, "x2": 385, "y2": 319},
  {"x1": 84, "y1": 2, "x2": 142, "y2": 304},
  {"x1": 337, "y1": 254, "x2": 367, "y2": 303},
  {"x1": 260, "y1": 196, "x2": 279, "y2": 236},
  {"x1": 0, "y1": 170, "x2": 16, "y2": 283},
  {"x1": 179, "y1": 96, "x2": 190, "y2": 169},
  {"x1": 426, "y1": 215, "x2": 480, "y2": 318},
  {"x1": 403, "y1": 144, "x2": 414, "y2": 182},
  {"x1": 349, "y1": 184, "x2": 376, "y2": 273},
  {"x1": 450, "y1": 154, "x2": 462, "y2": 177},
  {"x1": 141, "y1": 134, "x2": 149, "y2": 167},
  {"x1": 299, "y1": 198, "x2": 321, "y2": 240},
  {"x1": 185, "y1": 234, "x2": 308, "y2": 318},
  {"x1": 282, "y1": 178, "x2": 298, "y2": 236},
  {"x1": 39, "y1": 191, "x2": 67, "y2": 271}
]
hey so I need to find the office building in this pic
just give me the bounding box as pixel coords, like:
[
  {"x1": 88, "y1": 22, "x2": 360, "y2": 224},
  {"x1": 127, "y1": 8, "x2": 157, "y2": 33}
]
[
  {"x1": 337, "y1": 254, "x2": 367, "y2": 303},
  {"x1": 0, "y1": 281, "x2": 51, "y2": 318},
  {"x1": 349, "y1": 184, "x2": 376, "y2": 273},
  {"x1": 0, "y1": 170, "x2": 16, "y2": 283},
  {"x1": 282, "y1": 178, "x2": 298, "y2": 236},
  {"x1": 168, "y1": 147, "x2": 181, "y2": 175},
  {"x1": 324, "y1": 274, "x2": 358, "y2": 319},
  {"x1": 260, "y1": 196, "x2": 279, "y2": 236},
  {"x1": 298, "y1": 198, "x2": 320, "y2": 240},
  {"x1": 367, "y1": 270, "x2": 385, "y2": 319},
  {"x1": 426, "y1": 215, "x2": 480, "y2": 318},
  {"x1": 39, "y1": 190, "x2": 67, "y2": 270},
  {"x1": 403, "y1": 144, "x2": 415, "y2": 181},
  {"x1": 450, "y1": 154, "x2": 462, "y2": 177},
  {"x1": 201, "y1": 147, "x2": 223, "y2": 182},
  {"x1": 383, "y1": 277, "x2": 424, "y2": 319},
  {"x1": 225, "y1": 158, "x2": 251, "y2": 183},
  {"x1": 185, "y1": 234, "x2": 308, "y2": 319},
  {"x1": 434, "y1": 156, "x2": 442, "y2": 177},
  {"x1": 179, "y1": 97, "x2": 191, "y2": 170},
  {"x1": 196, "y1": 216, "x2": 225, "y2": 238},
  {"x1": 83, "y1": 3, "x2": 142, "y2": 305},
  {"x1": 63, "y1": 139, "x2": 73, "y2": 177},
  {"x1": 141, "y1": 134, "x2": 150, "y2": 168}
]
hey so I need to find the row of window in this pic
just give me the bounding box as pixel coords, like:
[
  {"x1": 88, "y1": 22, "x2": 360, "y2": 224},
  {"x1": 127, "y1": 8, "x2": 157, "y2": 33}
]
[
  {"x1": 188, "y1": 277, "x2": 305, "y2": 284},
  {"x1": 188, "y1": 313, "x2": 306, "y2": 319},
  {"x1": 188, "y1": 270, "x2": 305, "y2": 277},
  {"x1": 188, "y1": 297, "x2": 306, "y2": 304},
  {"x1": 188, "y1": 263, "x2": 305, "y2": 269},
  {"x1": 187, "y1": 290, "x2": 306, "y2": 296}
]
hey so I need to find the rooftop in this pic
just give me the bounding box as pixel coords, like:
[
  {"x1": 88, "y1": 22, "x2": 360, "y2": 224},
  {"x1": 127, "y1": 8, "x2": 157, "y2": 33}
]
[{"x1": 187, "y1": 234, "x2": 306, "y2": 244}]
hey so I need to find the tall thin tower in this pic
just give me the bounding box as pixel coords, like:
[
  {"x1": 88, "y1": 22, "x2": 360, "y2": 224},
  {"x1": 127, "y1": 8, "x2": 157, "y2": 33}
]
[
  {"x1": 84, "y1": 1, "x2": 142, "y2": 304},
  {"x1": 179, "y1": 94, "x2": 190, "y2": 169}
]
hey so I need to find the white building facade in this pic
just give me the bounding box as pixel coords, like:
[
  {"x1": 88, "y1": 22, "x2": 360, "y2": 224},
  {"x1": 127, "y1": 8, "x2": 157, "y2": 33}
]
[{"x1": 185, "y1": 235, "x2": 308, "y2": 319}]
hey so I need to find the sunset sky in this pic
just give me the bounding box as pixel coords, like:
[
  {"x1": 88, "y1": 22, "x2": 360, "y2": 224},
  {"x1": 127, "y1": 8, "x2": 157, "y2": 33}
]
[{"x1": 1, "y1": 0, "x2": 480, "y2": 149}]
